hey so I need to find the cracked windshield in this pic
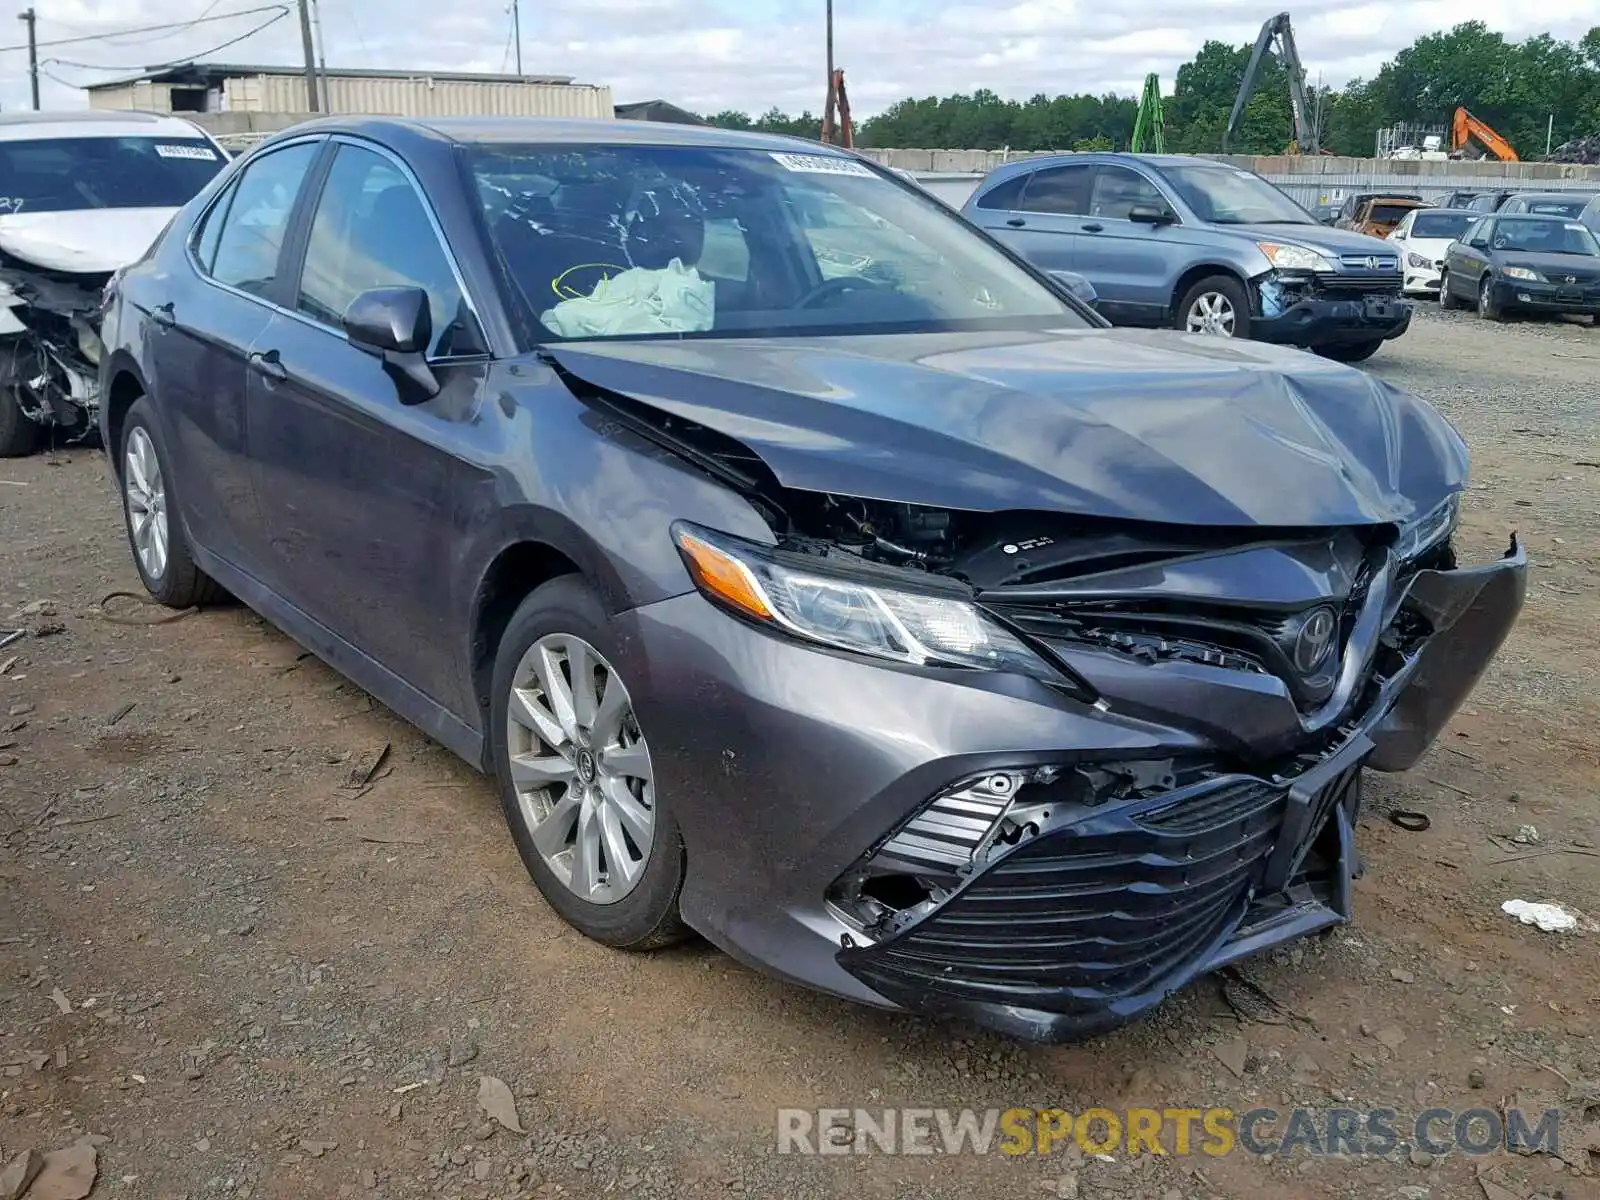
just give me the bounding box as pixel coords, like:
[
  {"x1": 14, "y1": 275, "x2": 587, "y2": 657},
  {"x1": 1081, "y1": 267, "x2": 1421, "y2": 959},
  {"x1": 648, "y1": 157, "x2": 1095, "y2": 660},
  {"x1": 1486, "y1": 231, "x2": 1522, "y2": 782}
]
[{"x1": 469, "y1": 144, "x2": 1085, "y2": 339}]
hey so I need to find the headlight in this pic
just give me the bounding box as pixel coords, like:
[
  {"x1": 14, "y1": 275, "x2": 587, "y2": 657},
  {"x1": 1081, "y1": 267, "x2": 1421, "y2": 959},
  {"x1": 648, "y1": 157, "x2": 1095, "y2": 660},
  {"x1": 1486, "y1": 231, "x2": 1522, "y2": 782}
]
[
  {"x1": 1395, "y1": 494, "x2": 1459, "y2": 561},
  {"x1": 1406, "y1": 252, "x2": 1431, "y2": 269},
  {"x1": 673, "y1": 523, "x2": 1078, "y2": 686},
  {"x1": 1503, "y1": 266, "x2": 1543, "y2": 282},
  {"x1": 1257, "y1": 242, "x2": 1336, "y2": 272}
]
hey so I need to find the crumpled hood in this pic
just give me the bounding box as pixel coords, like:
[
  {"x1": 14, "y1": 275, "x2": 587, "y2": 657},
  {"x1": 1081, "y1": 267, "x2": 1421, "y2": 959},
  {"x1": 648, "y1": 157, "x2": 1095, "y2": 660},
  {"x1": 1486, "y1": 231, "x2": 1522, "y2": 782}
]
[
  {"x1": 544, "y1": 327, "x2": 1468, "y2": 527},
  {"x1": 0, "y1": 207, "x2": 179, "y2": 274}
]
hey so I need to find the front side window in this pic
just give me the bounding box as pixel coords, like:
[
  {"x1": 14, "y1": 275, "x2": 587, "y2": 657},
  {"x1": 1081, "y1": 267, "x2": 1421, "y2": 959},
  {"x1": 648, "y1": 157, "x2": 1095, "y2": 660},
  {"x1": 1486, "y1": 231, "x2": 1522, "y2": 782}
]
[
  {"x1": 0, "y1": 135, "x2": 225, "y2": 215},
  {"x1": 296, "y1": 142, "x2": 475, "y2": 357},
  {"x1": 1089, "y1": 167, "x2": 1166, "y2": 220},
  {"x1": 207, "y1": 141, "x2": 319, "y2": 297},
  {"x1": 468, "y1": 143, "x2": 1086, "y2": 343},
  {"x1": 1163, "y1": 166, "x2": 1315, "y2": 226}
]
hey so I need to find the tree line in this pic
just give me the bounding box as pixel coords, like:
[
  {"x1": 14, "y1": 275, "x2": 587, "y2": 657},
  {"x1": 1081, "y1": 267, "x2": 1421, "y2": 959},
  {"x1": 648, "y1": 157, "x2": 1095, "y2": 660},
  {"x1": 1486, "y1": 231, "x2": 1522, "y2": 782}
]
[{"x1": 703, "y1": 22, "x2": 1600, "y2": 159}]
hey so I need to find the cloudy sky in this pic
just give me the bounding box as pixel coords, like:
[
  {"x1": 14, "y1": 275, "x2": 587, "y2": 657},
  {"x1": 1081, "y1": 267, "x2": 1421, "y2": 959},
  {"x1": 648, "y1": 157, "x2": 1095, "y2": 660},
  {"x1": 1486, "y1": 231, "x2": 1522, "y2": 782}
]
[{"x1": 2, "y1": 0, "x2": 1596, "y2": 118}]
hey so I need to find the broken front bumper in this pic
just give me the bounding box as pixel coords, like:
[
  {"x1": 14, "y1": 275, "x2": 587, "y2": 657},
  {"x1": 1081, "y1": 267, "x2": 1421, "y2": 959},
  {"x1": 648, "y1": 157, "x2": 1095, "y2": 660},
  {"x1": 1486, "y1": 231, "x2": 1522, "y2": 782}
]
[
  {"x1": 835, "y1": 538, "x2": 1526, "y2": 1040},
  {"x1": 616, "y1": 537, "x2": 1525, "y2": 1042},
  {"x1": 1254, "y1": 293, "x2": 1413, "y2": 348}
]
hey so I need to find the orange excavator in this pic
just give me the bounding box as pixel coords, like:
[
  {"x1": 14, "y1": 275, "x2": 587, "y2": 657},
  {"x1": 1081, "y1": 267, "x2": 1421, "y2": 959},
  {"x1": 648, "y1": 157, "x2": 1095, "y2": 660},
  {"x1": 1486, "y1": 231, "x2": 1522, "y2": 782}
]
[{"x1": 1451, "y1": 107, "x2": 1518, "y2": 162}]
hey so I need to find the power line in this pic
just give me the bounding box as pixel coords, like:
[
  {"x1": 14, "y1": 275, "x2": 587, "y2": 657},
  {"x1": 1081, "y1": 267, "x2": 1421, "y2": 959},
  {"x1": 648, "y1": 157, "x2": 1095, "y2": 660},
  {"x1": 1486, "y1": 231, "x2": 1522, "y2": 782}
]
[
  {"x1": 0, "y1": 6, "x2": 288, "y2": 55},
  {"x1": 43, "y1": 10, "x2": 290, "y2": 74}
]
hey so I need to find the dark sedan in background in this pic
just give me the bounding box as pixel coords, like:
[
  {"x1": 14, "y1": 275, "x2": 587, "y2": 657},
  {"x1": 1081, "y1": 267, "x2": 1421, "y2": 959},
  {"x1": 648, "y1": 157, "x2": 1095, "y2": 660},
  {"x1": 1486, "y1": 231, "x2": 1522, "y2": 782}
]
[
  {"x1": 1441, "y1": 213, "x2": 1600, "y2": 322},
  {"x1": 98, "y1": 116, "x2": 1526, "y2": 1042}
]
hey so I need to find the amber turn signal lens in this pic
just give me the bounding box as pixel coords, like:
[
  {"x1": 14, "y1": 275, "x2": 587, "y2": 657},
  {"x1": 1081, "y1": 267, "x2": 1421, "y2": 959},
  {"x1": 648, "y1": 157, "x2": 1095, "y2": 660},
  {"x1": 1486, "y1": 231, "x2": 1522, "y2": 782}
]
[{"x1": 676, "y1": 531, "x2": 774, "y2": 621}]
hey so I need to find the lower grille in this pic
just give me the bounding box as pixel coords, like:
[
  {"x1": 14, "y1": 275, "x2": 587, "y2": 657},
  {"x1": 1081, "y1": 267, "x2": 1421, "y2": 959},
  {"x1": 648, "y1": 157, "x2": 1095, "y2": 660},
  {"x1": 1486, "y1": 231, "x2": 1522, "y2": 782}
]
[
  {"x1": 1314, "y1": 273, "x2": 1404, "y2": 298},
  {"x1": 841, "y1": 776, "x2": 1288, "y2": 1009}
]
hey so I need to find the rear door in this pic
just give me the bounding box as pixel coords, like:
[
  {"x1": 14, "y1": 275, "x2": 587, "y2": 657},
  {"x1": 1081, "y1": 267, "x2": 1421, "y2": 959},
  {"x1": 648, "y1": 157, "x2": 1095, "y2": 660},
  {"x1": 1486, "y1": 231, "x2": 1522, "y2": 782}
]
[
  {"x1": 149, "y1": 138, "x2": 322, "y2": 572},
  {"x1": 967, "y1": 164, "x2": 1093, "y2": 280},
  {"x1": 1071, "y1": 164, "x2": 1177, "y2": 322},
  {"x1": 244, "y1": 137, "x2": 492, "y2": 714}
]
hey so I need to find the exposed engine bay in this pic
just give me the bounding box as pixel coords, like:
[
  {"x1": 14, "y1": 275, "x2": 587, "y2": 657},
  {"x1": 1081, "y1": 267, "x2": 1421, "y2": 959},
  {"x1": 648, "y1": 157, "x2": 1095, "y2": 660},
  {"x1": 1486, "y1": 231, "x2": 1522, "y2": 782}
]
[{"x1": 0, "y1": 251, "x2": 107, "y2": 443}]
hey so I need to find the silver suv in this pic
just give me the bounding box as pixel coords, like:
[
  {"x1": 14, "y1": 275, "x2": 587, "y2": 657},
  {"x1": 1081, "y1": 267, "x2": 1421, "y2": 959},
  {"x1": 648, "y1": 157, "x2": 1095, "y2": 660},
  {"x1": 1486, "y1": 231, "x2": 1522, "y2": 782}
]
[{"x1": 963, "y1": 152, "x2": 1413, "y2": 363}]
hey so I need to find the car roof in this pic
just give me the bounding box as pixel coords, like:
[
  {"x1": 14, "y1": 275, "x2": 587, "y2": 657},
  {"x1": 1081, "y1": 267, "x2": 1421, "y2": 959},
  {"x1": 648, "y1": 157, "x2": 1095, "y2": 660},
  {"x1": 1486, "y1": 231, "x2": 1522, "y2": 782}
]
[
  {"x1": 265, "y1": 114, "x2": 852, "y2": 156},
  {"x1": 0, "y1": 110, "x2": 210, "y2": 143},
  {"x1": 1491, "y1": 212, "x2": 1590, "y2": 222},
  {"x1": 1411, "y1": 207, "x2": 1476, "y2": 215},
  {"x1": 1508, "y1": 191, "x2": 1598, "y2": 201}
]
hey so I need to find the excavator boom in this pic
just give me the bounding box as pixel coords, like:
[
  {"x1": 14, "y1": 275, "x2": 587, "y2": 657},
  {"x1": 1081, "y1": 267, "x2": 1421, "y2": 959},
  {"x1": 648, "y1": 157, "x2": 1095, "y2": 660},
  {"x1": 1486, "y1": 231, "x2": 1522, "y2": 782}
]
[
  {"x1": 1451, "y1": 107, "x2": 1517, "y2": 162},
  {"x1": 1224, "y1": 12, "x2": 1319, "y2": 154}
]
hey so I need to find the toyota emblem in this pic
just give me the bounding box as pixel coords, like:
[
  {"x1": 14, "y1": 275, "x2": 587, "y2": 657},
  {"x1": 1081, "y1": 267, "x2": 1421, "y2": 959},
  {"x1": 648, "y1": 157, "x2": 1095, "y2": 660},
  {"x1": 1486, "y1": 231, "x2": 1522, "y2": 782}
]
[{"x1": 1292, "y1": 607, "x2": 1338, "y2": 674}]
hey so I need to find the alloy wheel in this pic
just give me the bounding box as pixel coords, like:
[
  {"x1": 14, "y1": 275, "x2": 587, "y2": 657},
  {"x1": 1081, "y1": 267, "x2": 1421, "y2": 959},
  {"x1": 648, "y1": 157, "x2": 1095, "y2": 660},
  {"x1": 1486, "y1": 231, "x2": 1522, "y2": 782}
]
[
  {"x1": 124, "y1": 426, "x2": 169, "y2": 581},
  {"x1": 505, "y1": 633, "x2": 656, "y2": 905},
  {"x1": 1185, "y1": 292, "x2": 1236, "y2": 336}
]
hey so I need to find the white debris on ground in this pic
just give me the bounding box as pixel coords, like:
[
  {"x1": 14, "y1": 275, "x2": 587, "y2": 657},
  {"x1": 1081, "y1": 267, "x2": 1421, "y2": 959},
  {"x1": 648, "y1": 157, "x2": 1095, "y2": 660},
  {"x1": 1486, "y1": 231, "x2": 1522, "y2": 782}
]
[{"x1": 1500, "y1": 899, "x2": 1580, "y2": 932}]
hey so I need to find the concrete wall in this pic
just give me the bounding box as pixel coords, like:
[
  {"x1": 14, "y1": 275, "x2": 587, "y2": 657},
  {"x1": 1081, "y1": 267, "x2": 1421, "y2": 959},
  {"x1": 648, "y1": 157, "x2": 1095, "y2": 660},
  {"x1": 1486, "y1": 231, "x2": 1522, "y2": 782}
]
[{"x1": 854, "y1": 146, "x2": 1600, "y2": 185}]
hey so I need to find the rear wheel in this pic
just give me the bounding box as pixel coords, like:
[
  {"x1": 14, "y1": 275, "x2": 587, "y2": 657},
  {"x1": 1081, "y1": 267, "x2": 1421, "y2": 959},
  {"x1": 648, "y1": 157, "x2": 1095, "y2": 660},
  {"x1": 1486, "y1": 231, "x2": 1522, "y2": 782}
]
[
  {"x1": 0, "y1": 387, "x2": 42, "y2": 458},
  {"x1": 1176, "y1": 275, "x2": 1251, "y2": 339},
  {"x1": 1478, "y1": 277, "x2": 1504, "y2": 322},
  {"x1": 118, "y1": 398, "x2": 226, "y2": 608},
  {"x1": 1316, "y1": 339, "x2": 1384, "y2": 364},
  {"x1": 490, "y1": 576, "x2": 689, "y2": 950}
]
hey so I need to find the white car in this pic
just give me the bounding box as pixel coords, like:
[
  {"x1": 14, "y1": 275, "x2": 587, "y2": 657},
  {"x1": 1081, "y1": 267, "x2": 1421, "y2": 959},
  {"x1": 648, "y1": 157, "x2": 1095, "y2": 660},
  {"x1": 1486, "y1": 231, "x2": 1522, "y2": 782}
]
[
  {"x1": 1388, "y1": 206, "x2": 1479, "y2": 298},
  {"x1": 0, "y1": 111, "x2": 228, "y2": 456}
]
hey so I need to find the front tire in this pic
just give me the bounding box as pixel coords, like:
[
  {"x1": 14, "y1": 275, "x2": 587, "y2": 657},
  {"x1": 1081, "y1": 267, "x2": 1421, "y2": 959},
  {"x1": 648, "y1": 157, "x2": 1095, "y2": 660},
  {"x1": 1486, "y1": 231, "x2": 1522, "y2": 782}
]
[
  {"x1": 1176, "y1": 275, "x2": 1251, "y2": 339},
  {"x1": 1478, "y1": 277, "x2": 1504, "y2": 322},
  {"x1": 1439, "y1": 277, "x2": 1461, "y2": 310},
  {"x1": 490, "y1": 576, "x2": 689, "y2": 950},
  {"x1": 0, "y1": 387, "x2": 41, "y2": 458},
  {"x1": 118, "y1": 398, "x2": 226, "y2": 608},
  {"x1": 1315, "y1": 339, "x2": 1384, "y2": 364}
]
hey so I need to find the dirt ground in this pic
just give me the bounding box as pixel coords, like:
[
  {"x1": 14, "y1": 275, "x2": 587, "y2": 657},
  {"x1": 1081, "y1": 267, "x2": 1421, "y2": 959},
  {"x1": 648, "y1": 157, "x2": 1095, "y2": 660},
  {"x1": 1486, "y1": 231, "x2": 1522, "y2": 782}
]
[{"x1": 2, "y1": 307, "x2": 1599, "y2": 1200}]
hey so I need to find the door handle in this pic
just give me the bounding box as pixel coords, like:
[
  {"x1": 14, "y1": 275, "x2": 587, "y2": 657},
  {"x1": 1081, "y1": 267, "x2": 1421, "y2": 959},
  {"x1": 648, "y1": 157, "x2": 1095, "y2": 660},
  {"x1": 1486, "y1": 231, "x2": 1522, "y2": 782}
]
[
  {"x1": 1005, "y1": 217, "x2": 1026, "y2": 227},
  {"x1": 1082, "y1": 223, "x2": 1104, "y2": 233},
  {"x1": 248, "y1": 349, "x2": 288, "y2": 382},
  {"x1": 151, "y1": 302, "x2": 175, "y2": 329}
]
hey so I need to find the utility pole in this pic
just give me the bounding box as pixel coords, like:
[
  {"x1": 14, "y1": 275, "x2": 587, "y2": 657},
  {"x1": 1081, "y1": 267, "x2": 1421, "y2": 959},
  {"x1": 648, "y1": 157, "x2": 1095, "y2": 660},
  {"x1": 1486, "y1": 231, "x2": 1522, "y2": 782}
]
[
  {"x1": 821, "y1": 0, "x2": 834, "y2": 143},
  {"x1": 295, "y1": 0, "x2": 321, "y2": 112},
  {"x1": 512, "y1": 0, "x2": 522, "y2": 75},
  {"x1": 18, "y1": 8, "x2": 39, "y2": 111},
  {"x1": 309, "y1": 0, "x2": 331, "y2": 112}
]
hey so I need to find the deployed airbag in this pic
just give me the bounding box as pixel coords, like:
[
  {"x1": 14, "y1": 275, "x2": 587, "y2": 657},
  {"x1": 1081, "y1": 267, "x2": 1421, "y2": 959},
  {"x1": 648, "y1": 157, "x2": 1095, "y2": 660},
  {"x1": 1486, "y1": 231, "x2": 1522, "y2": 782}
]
[{"x1": 540, "y1": 258, "x2": 715, "y2": 338}]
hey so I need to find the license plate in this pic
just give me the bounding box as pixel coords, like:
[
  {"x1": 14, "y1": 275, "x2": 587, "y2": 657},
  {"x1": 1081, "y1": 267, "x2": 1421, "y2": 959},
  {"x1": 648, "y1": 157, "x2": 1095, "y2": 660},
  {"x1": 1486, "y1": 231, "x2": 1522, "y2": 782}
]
[{"x1": 1558, "y1": 288, "x2": 1581, "y2": 302}]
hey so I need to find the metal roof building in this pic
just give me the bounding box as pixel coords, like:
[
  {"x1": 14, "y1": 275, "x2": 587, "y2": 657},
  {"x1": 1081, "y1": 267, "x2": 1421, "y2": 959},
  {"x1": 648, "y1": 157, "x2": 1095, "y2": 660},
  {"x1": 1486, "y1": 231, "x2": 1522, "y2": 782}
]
[{"x1": 84, "y1": 62, "x2": 613, "y2": 121}]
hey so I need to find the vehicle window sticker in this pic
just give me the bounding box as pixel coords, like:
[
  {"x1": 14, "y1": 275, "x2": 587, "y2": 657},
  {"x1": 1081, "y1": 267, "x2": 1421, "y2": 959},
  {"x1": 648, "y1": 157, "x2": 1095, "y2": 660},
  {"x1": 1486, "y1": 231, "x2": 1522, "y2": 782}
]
[
  {"x1": 155, "y1": 144, "x2": 219, "y2": 161},
  {"x1": 768, "y1": 152, "x2": 875, "y2": 178}
]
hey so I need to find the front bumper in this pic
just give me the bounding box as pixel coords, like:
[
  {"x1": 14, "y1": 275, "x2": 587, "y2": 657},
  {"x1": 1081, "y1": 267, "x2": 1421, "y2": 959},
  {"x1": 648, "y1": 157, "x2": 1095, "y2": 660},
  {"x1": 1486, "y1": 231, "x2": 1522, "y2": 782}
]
[
  {"x1": 1491, "y1": 277, "x2": 1600, "y2": 315},
  {"x1": 1402, "y1": 266, "x2": 1443, "y2": 295},
  {"x1": 1253, "y1": 292, "x2": 1413, "y2": 348},
  {"x1": 617, "y1": 537, "x2": 1526, "y2": 1041}
]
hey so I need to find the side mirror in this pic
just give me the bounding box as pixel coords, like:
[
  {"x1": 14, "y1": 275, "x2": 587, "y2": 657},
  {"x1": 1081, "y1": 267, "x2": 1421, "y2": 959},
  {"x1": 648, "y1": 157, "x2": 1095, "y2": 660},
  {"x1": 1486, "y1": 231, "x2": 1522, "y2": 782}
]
[
  {"x1": 343, "y1": 286, "x2": 440, "y2": 403},
  {"x1": 1127, "y1": 203, "x2": 1175, "y2": 225}
]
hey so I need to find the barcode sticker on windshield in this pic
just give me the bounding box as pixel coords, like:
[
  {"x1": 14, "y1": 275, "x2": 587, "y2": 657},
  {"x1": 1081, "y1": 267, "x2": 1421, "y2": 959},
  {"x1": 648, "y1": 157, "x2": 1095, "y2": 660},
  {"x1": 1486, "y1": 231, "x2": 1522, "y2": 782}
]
[
  {"x1": 155, "y1": 143, "x2": 219, "y2": 161},
  {"x1": 769, "y1": 152, "x2": 875, "y2": 177}
]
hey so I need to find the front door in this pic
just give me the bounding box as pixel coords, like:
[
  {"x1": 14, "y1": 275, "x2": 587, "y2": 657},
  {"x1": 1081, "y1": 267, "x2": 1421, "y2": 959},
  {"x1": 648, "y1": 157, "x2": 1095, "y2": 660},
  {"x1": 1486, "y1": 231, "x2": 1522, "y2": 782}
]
[
  {"x1": 245, "y1": 139, "x2": 493, "y2": 714},
  {"x1": 1072, "y1": 164, "x2": 1178, "y2": 323}
]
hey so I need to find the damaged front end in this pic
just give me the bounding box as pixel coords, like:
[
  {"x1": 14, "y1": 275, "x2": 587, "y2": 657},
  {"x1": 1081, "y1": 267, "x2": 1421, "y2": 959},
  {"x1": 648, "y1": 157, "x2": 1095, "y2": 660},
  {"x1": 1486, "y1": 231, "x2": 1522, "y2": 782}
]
[
  {"x1": 0, "y1": 256, "x2": 108, "y2": 449},
  {"x1": 1253, "y1": 257, "x2": 1411, "y2": 349}
]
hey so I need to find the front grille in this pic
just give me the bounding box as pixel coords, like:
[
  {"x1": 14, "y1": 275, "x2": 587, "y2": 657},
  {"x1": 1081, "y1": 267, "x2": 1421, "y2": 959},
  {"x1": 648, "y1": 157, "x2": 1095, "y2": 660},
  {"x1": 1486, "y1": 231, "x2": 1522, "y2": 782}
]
[
  {"x1": 841, "y1": 776, "x2": 1291, "y2": 1010},
  {"x1": 1337, "y1": 253, "x2": 1399, "y2": 271}
]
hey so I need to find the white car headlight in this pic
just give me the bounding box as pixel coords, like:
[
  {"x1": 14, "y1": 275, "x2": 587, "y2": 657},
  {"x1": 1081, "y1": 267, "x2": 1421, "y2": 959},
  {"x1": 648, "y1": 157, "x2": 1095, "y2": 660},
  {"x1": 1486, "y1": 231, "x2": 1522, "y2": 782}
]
[
  {"x1": 1395, "y1": 494, "x2": 1459, "y2": 561},
  {"x1": 673, "y1": 523, "x2": 1077, "y2": 686},
  {"x1": 1406, "y1": 252, "x2": 1431, "y2": 269},
  {"x1": 1257, "y1": 242, "x2": 1337, "y2": 272},
  {"x1": 1502, "y1": 266, "x2": 1543, "y2": 282}
]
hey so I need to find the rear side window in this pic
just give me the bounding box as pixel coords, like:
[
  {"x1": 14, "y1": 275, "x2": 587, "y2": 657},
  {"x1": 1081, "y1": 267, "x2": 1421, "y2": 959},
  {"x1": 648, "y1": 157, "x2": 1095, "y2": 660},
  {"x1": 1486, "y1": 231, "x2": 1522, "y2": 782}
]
[
  {"x1": 1019, "y1": 165, "x2": 1093, "y2": 216},
  {"x1": 974, "y1": 174, "x2": 1027, "y2": 211},
  {"x1": 295, "y1": 142, "x2": 476, "y2": 357},
  {"x1": 206, "y1": 142, "x2": 319, "y2": 298}
]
